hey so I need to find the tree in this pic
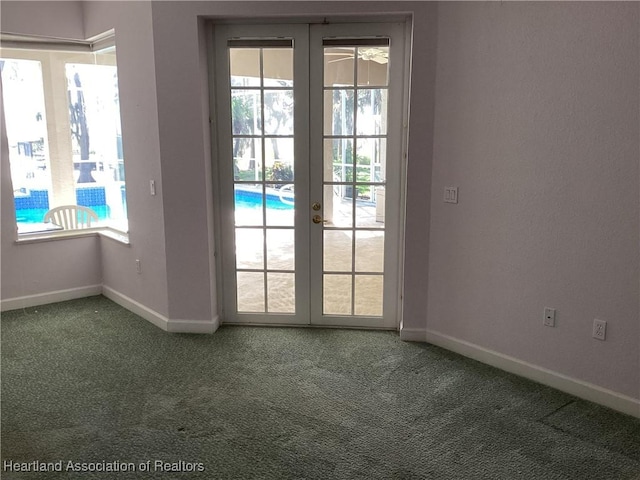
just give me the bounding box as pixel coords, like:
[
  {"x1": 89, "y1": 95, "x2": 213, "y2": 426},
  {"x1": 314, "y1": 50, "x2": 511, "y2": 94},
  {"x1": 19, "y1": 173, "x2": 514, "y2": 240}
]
[
  {"x1": 232, "y1": 87, "x2": 294, "y2": 180},
  {"x1": 264, "y1": 86, "x2": 293, "y2": 159},
  {"x1": 232, "y1": 94, "x2": 256, "y2": 158},
  {"x1": 68, "y1": 71, "x2": 95, "y2": 183}
]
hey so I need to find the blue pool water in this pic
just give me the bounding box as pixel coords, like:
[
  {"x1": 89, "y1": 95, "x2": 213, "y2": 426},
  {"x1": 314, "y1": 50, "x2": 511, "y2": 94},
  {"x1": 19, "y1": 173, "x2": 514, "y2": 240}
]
[
  {"x1": 16, "y1": 205, "x2": 111, "y2": 223},
  {"x1": 14, "y1": 186, "x2": 125, "y2": 224},
  {"x1": 234, "y1": 187, "x2": 294, "y2": 210},
  {"x1": 15, "y1": 187, "x2": 293, "y2": 224}
]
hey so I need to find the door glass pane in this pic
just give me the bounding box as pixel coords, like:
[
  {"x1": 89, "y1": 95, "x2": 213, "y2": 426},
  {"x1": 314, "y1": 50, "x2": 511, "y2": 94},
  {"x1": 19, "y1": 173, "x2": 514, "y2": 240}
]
[
  {"x1": 324, "y1": 230, "x2": 352, "y2": 272},
  {"x1": 263, "y1": 49, "x2": 293, "y2": 87},
  {"x1": 324, "y1": 185, "x2": 352, "y2": 228},
  {"x1": 264, "y1": 90, "x2": 294, "y2": 135},
  {"x1": 237, "y1": 272, "x2": 265, "y2": 312},
  {"x1": 234, "y1": 138, "x2": 262, "y2": 181},
  {"x1": 323, "y1": 274, "x2": 352, "y2": 315},
  {"x1": 232, "y1": 90, "x2": 261, "y2": 135},
  {"x1": 321, "y1": 38, "x2": 391, "y2": 320},
  {"x1": 354, "y1": 275, "x2": 383, "y2": 316},
  {"x1": 230, "y1": 48, "x2": 260, "y2": 86},
  {"x1": 267, "y1": 229, "x2": 295, "y2": 270},
  {"x1": 356, "y1": 187, "x2": 385, "y2": 228},
  {"x1": 324, "y1": 138, "x2": 353, "y2": 182},
  {"x1": 324, "y1": 89, "x2": 354, "y2": 136},
  {"x1": 356, "y1": 89, "x2": 387, "y2": 135},
  {"x1": 267, "y1": 273, "x2": 295, "y2": 313},
  {"x1": 338, "y1": 166, "x2": 354, "y2": 185},
  {"x1": 357, "y1": 46, "x2": 389, "y2": 87},
  {"x1": 356, "y1": 199, "x2": 384, "y2": 230},
  {"x1": 355, "y1": 231, "x2": 384, "y2": 272},
  {"x1": 324, "y1": 47, "x2": 355, "y2": 86},
  {"x1": 235, "y1": 184, "x2": 264, "y2": 226},
  {"x1": 265, "y1": 184, "x2": 294, "y2": 226},
  {"x1": 230, "y1": 43, "x2": 296, "y2": 316},
  {"x1": 356, "y1": 138, "x2": 386, "y2": 183},
  {"x1": 265, "y1": 138, "x2": 294, "y2": 179},
  {"x1": 236, "y1": 228, "x2": 264, "y2": 268}
]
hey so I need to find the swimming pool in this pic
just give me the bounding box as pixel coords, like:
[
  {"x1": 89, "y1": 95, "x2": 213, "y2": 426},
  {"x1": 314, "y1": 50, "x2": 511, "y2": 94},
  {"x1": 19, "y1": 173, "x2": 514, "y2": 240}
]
[
  {"x1": 234, "y1": 185, "x2": 294, "y2": 210},
  {"x1": 16, "y1": 205, "x2": 111, "y2": 223},
  {"x1": 15, "y1": 186, "x2": 294, "y2": 224},
  {"x1": 14, "y1": 186, "x2": 125, "y2": 224}
]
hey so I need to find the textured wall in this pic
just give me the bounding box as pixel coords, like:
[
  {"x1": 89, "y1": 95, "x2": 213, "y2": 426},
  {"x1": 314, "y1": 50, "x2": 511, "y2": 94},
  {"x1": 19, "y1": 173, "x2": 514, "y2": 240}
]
[
  {"x1": 402, "y1": 5, "x2": 438, "y2": 331},
  {"x1": 83, "y1": 1, "x2": 170, "y2": 317},
  {"x1": 428, "y1": 2, "x2": 639, "y2": 398},
  {"x1": 0, "y1": 1, "x2": 84, "y2": 39}
]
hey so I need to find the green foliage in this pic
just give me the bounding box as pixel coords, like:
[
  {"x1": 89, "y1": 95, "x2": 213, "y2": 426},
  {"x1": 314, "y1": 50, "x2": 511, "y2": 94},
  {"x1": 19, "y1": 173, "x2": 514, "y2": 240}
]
[
  {"x1": 266, "y1": 161, "x2": 294, "y2": 182},
  {"x1": 337, "y1": 142, "x2": 371, "y2": 166},
  {"x1": 333, "y1": 163, "x2": 372, "y2": 199},
  {"x1": 232, "y1": 95, "x2": 254, "y2": 159},
  {"x1": 232, "y1": 95, "x2": 252, "y2": 136},
  {"x1": 330, "y1": 141, "x2": 372, "y2": 197},
  {"x1": 236, "y1": 169, "x2": 257, "y2": 181}
]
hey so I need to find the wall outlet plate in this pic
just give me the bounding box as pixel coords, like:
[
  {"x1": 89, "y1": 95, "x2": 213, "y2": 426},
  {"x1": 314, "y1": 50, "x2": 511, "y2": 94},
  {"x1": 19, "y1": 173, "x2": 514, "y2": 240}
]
[
  {"x1": 543, "y1": 307, "x2": 556, "y2": 327},
  {"x1": 593, "y1": 319, "x2": 606, "y2": 341},
  {"x1": 444, "y1": 186, "x2": 458, "y2": 204}
]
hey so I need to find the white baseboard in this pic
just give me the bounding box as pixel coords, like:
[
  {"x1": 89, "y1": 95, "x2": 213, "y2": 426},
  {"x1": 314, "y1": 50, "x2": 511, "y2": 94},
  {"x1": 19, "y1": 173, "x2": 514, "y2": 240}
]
[
  {"x1": 103, "y1": 286, "x2": 219, "y2": 334},
  {"x1": 399, "y1": 327, "x2": 427, "y2": 342},
  {"x1": 102, "y1": 285, "x2": 170, "y2": 331},
  {"x1": 167, "y1": 316, "x2": 220, "y2": 334},
  {"x1": 425, "y1": 329, "x2": 640, "y2": 419},
  {"x1": 3, "y1": 284, "x2": 220, "y2": 335},
  {"x1": 1, "y1": 285, "x2": 103, "y2": 312},
  {"x1": 4, "y1": 286, "x2": 636, "y2": 417}
]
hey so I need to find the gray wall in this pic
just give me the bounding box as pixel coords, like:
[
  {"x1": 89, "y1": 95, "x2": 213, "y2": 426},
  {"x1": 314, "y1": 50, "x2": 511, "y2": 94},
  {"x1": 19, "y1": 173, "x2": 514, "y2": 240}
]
[
  {"x1": 83, "y1": 1, "x2": 170, "y2": 317},
  {"x1": 0, "y1": 1, "x2": 85, "y2": 39},
  {"x1": 1, "y1": 1, "x2": 638, "y2": 401},
  {"x1": 429, "y1": 2, "x2": 639, "y2": 398}
]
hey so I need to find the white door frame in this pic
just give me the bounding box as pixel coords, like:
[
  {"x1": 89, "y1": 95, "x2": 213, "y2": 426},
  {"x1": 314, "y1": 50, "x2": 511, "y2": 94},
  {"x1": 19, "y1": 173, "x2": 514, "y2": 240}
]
[
  {"x1": 308, "y1": 22, "x2": 406, "y2": 329},
  {"x1": 213, "y1": 23, "x2": 310, "y2": 325},
  {"x1": 211, "y1": 20, "x2": 408, "y2": 329}
]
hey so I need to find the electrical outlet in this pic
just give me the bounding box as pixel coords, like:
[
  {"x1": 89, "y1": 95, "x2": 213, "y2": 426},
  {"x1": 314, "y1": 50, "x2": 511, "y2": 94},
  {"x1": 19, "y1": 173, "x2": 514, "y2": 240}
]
[
  {"x1": 136, "y1": 259, "x2": 142, "y2": 274},
  {"x1": 592, "y1": 319, "x2": 606, "y2": 341},
  {"x1": 543, "y1": 307, "x2": 556, "y2": 327}
]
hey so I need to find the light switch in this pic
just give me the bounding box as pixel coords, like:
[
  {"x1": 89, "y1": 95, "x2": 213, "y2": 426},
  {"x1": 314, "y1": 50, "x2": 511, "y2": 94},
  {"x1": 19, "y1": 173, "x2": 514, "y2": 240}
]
[{"x1": 444, "y1": 186, "x2": 458, "y2": 204}]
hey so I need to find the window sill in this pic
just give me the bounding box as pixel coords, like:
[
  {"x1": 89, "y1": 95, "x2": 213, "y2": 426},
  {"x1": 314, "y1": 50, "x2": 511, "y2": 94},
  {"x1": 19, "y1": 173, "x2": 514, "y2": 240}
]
[
  {"x1": 15, "y1": 227, "x2": 130, "y2": 246},
  {"x1": 98, "y1": 228, "x2": 130, "y2": 244}
]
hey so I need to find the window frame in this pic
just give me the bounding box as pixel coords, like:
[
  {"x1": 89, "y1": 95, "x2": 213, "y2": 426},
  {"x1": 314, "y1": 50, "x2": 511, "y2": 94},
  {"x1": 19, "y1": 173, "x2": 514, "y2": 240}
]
[{"x1": 1, "y1": 31, "x2": 129, "y2": 243}]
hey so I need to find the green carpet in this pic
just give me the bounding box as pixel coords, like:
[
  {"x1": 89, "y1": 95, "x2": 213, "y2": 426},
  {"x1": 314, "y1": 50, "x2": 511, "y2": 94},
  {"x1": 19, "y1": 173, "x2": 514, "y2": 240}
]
[{"x1": 2, "y1": 296, "x2": 639, "y2": 479}]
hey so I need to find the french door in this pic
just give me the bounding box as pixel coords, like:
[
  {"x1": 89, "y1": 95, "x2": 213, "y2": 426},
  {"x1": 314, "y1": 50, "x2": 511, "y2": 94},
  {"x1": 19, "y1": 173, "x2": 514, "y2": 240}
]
[{"x1": 213, "y1": 22, "x2": 406, "y2": 329}]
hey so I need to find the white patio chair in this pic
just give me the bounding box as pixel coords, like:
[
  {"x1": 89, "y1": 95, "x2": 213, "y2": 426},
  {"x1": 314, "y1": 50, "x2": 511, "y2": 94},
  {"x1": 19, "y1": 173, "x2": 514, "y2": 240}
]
[{"x1": 44, "y1": 205, "x2": 98, "y2": 230}]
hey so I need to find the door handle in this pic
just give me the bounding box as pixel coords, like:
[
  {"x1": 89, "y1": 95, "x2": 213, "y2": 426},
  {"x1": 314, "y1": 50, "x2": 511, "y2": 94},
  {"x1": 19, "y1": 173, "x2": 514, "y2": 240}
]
[{"x1": 312, "y1": 214, "x2": 327, "y2": 224}]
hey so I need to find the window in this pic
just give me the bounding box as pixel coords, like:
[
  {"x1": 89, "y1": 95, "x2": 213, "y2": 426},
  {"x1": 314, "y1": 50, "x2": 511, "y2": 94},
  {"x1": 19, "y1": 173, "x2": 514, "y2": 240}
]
[{"x1": 1, "y1": 35, "x2": 127, "y2": 236}]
